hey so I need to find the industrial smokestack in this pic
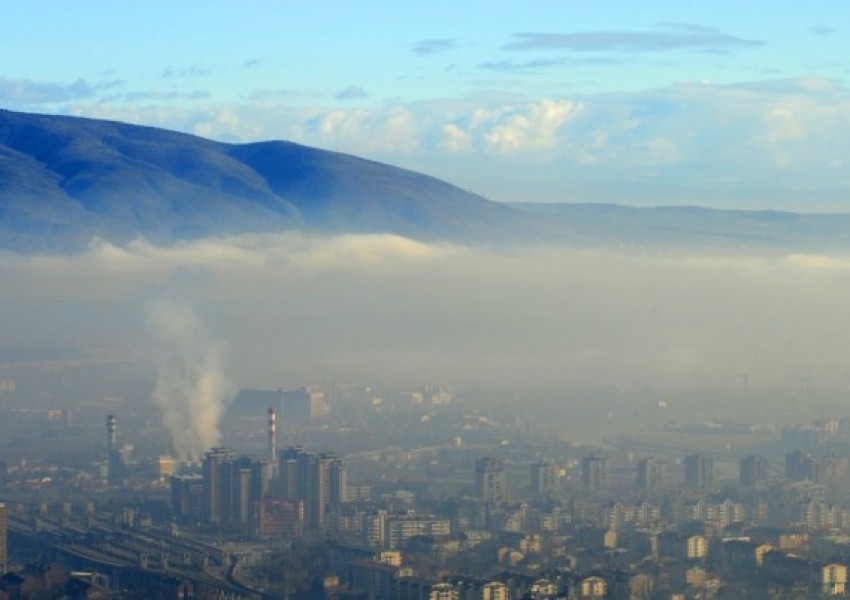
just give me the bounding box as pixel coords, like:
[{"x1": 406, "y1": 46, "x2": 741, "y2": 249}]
[
  {"x1": 268, "y1": 407, "x2": 277, "y2": 463},
  {"x1": 106, "y1": 414, "x2": 121, "y2": 485},
  {"x1": 107, "y1": 415, "x2": 116, "y2": 456}
]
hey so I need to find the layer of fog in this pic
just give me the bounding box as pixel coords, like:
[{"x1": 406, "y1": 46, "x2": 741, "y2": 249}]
[{"x1": 2, "y1": 232, "x2": 850, "y2": 399}]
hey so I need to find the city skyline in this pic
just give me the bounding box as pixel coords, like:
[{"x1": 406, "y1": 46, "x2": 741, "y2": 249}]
[{"x1": 4, "y1": 4, "x2": 850, "y2": 598}]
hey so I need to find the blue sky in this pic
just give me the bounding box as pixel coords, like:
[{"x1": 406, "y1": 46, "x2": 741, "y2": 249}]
[{"x1": 2, "y1": 1, "x2": 850, "y2": 209}]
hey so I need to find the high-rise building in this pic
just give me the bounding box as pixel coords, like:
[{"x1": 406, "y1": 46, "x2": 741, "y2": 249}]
[
  {"x1": 310, "y1": 454, "x2": 335, "y2": 531},
  {"x1": 171, "y1": 474, "x2": 203, "y2": 522},
  {"x1": 237, "y1": 464, "x2": 255, "y2": 528},
  {"x1": 786, "y1": 450, "x2": 823, "y2": 483},
  {"x1": 277, "y1": 446, "x2": 346, "y2": 532},
  {"x1": 200, "y1": 448, "x2": 271, "y2": 532},
  {"x1": 740, "y1": 455, "x2": 769, "y2": 487},
  {"x1": 0, "y1": 502, "x2": 7, "y2": 573},
  {"x1": 581, "y1": 455, "x2": 608, "y2": 492},
  {"x1": 328, "y1": 456, "x2": 347, "y2": 509},
  {"x1": 364, "y1": 510, "x2": 388, "y2": 547},
  {"x1": 475, "y1": 457, "x2": 506, "y2": 504},
  {"x1": 278, "y1": 445, "x2": 303, "y2": 502},
  {"x1": 531, "y1": 460, "x2": 557, "y2": 498},
  {"x1": 684, "y1": 453, "x2": 714, "y2": 492},
  {"x1": 202, "y1": 447, "x2": 234, "y2": 526},
  {"x1": 636, "y1": 456, "x2": 664, "y2": 493}
]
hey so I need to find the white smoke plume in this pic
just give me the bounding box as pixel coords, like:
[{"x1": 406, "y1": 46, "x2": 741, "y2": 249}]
[{"x1": 148, "y1": 299, "x2": 233, "y2": 461}]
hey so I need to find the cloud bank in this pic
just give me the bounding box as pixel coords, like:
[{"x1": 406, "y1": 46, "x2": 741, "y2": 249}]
[{"x1": 2, "y1": 233, "x2": 850, "y2": 398}]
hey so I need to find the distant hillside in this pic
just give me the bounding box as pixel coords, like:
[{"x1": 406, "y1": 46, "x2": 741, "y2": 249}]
[
  {"x1": 0, "y1": 109, "x2": 532, "y2": 251},
  {"x1": 2, "y1": 109, "x2": 849, "y2": 253},
  {"x1": 509, "y1": 202, "x2": 850, "y2": 252}
]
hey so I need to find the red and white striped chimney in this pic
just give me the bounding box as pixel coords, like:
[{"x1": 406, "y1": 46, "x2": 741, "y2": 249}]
[
  {"x1": 268, "y1": 407, "x2": 276, "y2": 462},
  {"x1": 107, "y1": 414, "x2": 117, "y2": 454}
]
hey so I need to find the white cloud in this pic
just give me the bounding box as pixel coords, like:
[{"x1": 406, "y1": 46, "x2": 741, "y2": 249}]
[
  {"x1": 284, "y1": 233, "x2": 450, "y2": 271},
  {"x1": 191, "y1": 107, "x2": 252, "y2": 139},
  {"x1": 643, "y1": 136, "x2": 680, "y2": 165},
  {"x1": 483, "y1": 99, "x2": 580, "y2": 153},
  {"x1": 440, "y1": 122, "x2": 471, "y2": 152},
  {"x1": 293, "y1": 105, "x2": 421, "y2": 155},
  {"x1": 763, "y1": 106, "x2": 801, "y2": 140},
  {"x1": 47, "y1": 75, "x2": 850, "y2": 207},
  {"x1": 9, "y1": 233, "x2": 455, "y2": 301}
]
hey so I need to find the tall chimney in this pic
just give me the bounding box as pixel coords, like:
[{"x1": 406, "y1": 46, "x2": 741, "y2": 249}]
[
  {"x1": 268, "y1": 407, "x2": 277, "y2": 463},
  {"x1": 106, "y1": 414, "x2": 117, "y2": 484},
  {"x1": 107, "y1": 415, "x2": 116, "y2": 455}
]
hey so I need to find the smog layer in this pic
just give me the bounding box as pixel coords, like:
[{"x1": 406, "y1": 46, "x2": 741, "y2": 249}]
[{"x1": 2, "y1": 232, "x2": 849, "y2": 400}]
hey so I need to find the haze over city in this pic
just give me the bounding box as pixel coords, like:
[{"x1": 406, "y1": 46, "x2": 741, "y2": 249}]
[
  {"x1": 3, "y1": 3, "x2": 850, "y2": 599},
  {"x1": 2, "y1": 234, "x2": 850, "y2": 400},
  {"x1": 1, "y1": 1, "x2": 849, "y2": 401}
]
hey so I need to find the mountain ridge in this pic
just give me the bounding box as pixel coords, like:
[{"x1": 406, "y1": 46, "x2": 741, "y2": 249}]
[
  {"x1": 0, "y1": 108, "x2": 533, "y2": 251},
  {"x1": 2, "y1": 109, "x2": 849, "y2": 253},
  {"x1": 508, "y1": 202, "x2": 850, "y2": 251}
]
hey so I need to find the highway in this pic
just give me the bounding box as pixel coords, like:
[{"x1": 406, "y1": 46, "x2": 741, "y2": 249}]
[{"x1": 6, "y1": 510, "x2": 263, "y2": 599}]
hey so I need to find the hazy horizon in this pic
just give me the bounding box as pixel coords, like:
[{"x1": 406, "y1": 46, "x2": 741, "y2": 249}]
[
  {"x1": 3, "y1": 1, "x2": 850, "y2": 443},
  {"x1": 2, "y1": 232, "x2": 850, "y2": 404}
]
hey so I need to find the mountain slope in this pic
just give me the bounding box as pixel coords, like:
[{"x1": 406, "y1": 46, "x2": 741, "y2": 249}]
[
  {"x1": 0, "y1": 109, "x2": 530, "y2": 251},
  {"x1": 228, "y1": 141, "x2": 526, "y2": 239},
  {"x1": 2, "y1": 109, "x2": 850, "y2": 254}
]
